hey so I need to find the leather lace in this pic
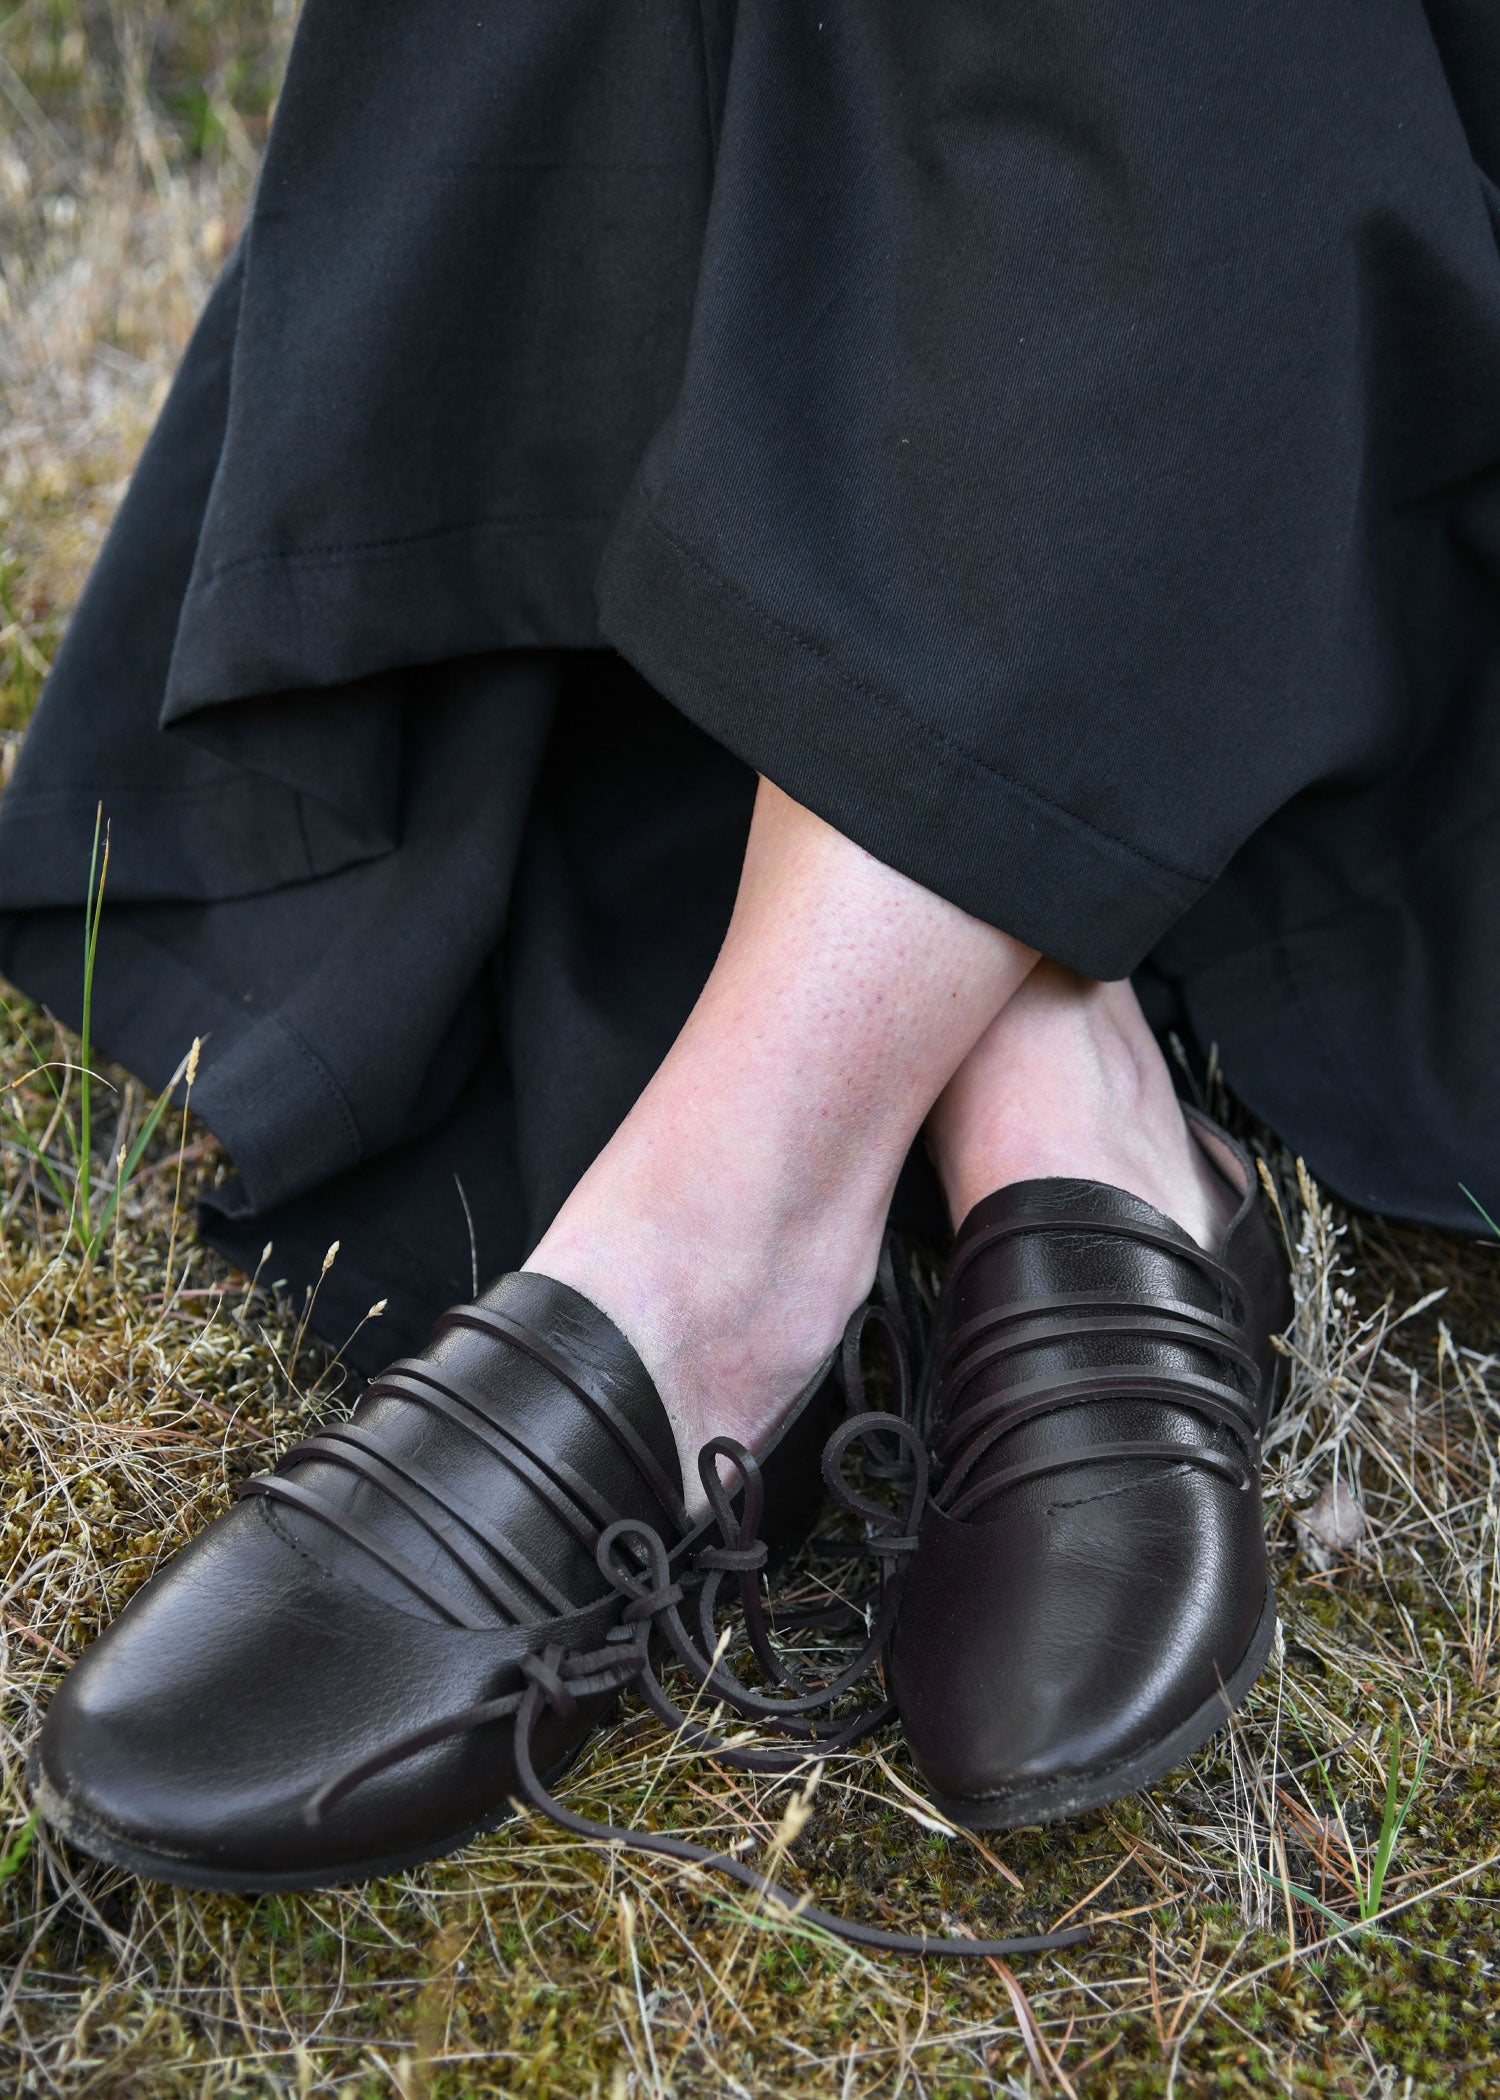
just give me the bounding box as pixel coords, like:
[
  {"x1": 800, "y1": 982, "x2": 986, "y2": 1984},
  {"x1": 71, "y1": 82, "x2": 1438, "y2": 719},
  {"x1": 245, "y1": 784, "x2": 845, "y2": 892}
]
[
  {"x1": 239, "y1": 1325, "x2": 690, "y2": 1632},
  {"x1": 272, "y1": 1265, "x2": 1092, "y2": 1963},
  {"x1": 930, "y1": 1213, "x2": 1265, "y2": 1522}
]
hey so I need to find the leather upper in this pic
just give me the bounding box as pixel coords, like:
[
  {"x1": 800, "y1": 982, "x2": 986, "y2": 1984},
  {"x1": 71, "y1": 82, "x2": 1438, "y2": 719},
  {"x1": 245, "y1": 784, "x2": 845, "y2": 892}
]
[
  {"x1": 890, "y1": 1111, "x2": 1292, "y2": 1812},
  {"x1": 251, "y1": 1272, "x2": 688, "y2": 1629},
  {"x1": 35, "y1": 1272, "x2": 832, "y2": 1882}
]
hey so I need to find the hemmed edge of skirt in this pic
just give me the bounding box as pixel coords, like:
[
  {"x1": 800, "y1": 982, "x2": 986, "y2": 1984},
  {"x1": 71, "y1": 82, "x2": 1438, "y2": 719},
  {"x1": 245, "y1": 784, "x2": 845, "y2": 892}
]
[{"x1": 596, "y1": 483, "x2": 1205, "y2": 979}]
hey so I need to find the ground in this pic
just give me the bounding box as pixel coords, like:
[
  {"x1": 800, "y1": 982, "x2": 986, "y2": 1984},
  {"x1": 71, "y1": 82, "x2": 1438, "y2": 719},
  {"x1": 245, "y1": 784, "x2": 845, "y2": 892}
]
[{"x1": 0, "y1": 6, "x2": 1497, "y2": 2094}]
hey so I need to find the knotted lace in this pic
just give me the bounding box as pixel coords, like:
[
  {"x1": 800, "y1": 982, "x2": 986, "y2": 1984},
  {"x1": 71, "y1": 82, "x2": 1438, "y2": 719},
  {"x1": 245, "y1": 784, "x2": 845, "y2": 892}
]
[{"x1": 299, "y1": 1271, "x2": 1092, "y2": 1962}]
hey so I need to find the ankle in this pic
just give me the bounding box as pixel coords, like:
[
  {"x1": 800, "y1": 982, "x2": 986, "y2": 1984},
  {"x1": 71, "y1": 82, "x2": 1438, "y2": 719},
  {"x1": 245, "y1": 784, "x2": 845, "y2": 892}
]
[
  {"x1": 525, "y1": 780, "x2": 1041, "y2": 1487},
  {"x1": 928, "y1": 970, "x2": 1238, "y2": 1248},
  {"x1": 526, "y1": 1123, "x2": 891, "y2": 1484}
]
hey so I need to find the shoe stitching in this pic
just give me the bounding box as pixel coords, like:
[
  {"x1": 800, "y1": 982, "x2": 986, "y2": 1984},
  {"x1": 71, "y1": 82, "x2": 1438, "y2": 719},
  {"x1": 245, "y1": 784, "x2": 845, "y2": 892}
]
[{"x1": 1047, "y1": 1462, "x2": 1190, "y2": 1512}]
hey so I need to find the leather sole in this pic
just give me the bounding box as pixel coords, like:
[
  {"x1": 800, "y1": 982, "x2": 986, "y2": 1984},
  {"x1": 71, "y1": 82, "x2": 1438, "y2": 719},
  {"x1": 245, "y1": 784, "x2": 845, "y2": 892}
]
[
  {"x1": 25, "y1": 1727, "x2": 596, "y2": 1894},
  {"x1": 926, "y1": 1578, "x2": 1279, "y2": 1831}
]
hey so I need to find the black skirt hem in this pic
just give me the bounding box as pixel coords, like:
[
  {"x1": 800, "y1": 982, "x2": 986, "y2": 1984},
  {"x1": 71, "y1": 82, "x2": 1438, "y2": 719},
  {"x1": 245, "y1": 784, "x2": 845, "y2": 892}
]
[
  {"x1": 0, "y1": 905, "x2": 365, "y2": 1210},
  {"x1": 0, "y1": 777, "x2": 369, "y2": 907},
  {"x1": 597, "y1": 483, "x2": 1205, "y2": 980},
  {"x1": 165, "y1": 516, "x2": 614, "y2": 717}
]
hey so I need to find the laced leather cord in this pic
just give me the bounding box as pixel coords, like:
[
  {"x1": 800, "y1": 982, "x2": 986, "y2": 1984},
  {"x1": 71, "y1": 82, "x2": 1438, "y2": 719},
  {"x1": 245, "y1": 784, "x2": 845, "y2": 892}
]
[
  {"x1": 932, "y1": 1214, "x2": 1267, "y2": 1522},
  {"x1": 303, "y1": 1294, "x2": 1091, "y2": 1962}
]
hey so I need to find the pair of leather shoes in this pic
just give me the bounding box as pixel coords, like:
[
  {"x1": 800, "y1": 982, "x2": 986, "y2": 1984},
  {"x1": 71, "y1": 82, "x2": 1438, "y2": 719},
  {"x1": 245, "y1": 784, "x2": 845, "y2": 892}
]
[{"x1": 31, "y1": 1109, "x2": 1288, "y2": 1923}]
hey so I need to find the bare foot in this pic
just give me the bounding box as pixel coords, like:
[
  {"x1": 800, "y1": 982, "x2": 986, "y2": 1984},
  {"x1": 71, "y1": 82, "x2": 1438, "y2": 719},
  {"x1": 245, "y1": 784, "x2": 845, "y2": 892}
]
[{"x1": 927, "y1": 963, "x2": 1238, "y2": 1249}]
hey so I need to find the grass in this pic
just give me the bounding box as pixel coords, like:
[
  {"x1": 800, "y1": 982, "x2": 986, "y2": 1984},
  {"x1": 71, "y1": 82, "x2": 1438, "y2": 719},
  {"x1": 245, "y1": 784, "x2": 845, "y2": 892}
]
[
  {"x1": 1246, "y1": 1720, "x2": 1433, "y2": 1940},
  {"x1": 0, "y1": 807, "x2": 199, "y2": 1260},
  {"x1": 1, "y1": 5, "x2": 1499, "y2": 2093}
]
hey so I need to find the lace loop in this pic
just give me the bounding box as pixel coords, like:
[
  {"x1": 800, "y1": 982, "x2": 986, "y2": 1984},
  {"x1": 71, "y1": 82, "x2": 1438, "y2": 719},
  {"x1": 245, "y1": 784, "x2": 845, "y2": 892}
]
[
  {"x1": 305, "y1": 1278, "x2": 1089, "y2": 1963},
  {"x1": 821, "y1": 1411, "x2": 929, "y2": 1535},
  {"x1": 840, "y1": 1300, "x2": 912, "y2": 1423},
  {"x1": 696, "y1": 1435, "x2": 766, "y2": 1555}
]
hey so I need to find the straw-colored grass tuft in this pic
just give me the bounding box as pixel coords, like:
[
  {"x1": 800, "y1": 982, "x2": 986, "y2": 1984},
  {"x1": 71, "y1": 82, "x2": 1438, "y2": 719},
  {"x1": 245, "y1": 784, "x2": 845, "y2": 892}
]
[{"x1": 2, "y1": 8, "x2": 1498, "y2": 2093}]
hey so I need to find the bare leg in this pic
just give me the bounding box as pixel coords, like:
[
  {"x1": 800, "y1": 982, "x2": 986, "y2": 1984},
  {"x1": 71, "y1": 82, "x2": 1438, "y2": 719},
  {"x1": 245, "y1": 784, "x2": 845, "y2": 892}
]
[
  {"x1": 530, "y1": 787, "x2": 1233, "y2": 1488},
  {"x1": 927, "y1": 961, "x2": 1237, "y2": 1247},
  {"x1": 526, "y1": 779, "x2": 1038, "y2": 1483}
]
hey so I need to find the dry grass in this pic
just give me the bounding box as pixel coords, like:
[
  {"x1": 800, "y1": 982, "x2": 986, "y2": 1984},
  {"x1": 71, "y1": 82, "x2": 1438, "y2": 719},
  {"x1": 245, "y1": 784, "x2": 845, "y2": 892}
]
[
  {"x1": 0, "y1": 0, "x2": 281, "y2": 732},
  {"x1": 2, "y1": 9, "x2": 1498, "y2": 2094}
]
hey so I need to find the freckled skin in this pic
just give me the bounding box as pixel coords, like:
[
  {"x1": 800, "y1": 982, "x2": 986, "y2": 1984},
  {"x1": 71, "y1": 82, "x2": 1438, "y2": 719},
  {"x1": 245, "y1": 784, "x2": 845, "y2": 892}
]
[{"x1": 527, "y1": 780, "x2": 1230, "y2": 1505}]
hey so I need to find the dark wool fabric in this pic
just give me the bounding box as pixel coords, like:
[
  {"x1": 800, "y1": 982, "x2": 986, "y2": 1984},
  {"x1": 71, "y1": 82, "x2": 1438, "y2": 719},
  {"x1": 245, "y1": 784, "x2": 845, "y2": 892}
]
[{"x1": 3, "y1": 0, "x2": 1500, "y2": 1369}]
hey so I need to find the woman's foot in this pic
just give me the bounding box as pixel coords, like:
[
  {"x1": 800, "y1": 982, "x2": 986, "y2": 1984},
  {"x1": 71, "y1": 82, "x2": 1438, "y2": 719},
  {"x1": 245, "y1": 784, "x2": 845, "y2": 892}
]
[
  {"x1": 927, "y1": 962, "x2": 1239, "y2": 1248},
  {"x1": 526, "y1": 780, "x2": 1038, "y2": 1494}
]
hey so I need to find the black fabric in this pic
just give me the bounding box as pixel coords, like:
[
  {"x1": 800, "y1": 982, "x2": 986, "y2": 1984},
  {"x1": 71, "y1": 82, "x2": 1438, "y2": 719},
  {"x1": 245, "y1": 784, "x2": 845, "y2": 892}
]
[
  {"x1": 0, "y1": 652, "x2": 761, "y2": 1365},
  {"x1": 3, "y1": 0, "x2": 1500, "y2": 1366}
]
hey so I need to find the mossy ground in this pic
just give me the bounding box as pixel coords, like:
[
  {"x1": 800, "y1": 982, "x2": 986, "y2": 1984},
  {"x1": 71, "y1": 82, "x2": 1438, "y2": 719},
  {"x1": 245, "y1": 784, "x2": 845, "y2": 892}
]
[{"x1": 1, "y1": 8, "x2": 1497, "y2": 2093}]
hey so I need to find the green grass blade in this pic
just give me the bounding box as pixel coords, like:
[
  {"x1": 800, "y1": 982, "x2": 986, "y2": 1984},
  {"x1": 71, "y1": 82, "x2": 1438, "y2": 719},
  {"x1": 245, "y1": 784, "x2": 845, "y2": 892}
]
[
  {"x1": 1246, "y1": 1859, "x2": 1355, "y2": 1934},
  {"x1": 1243, "y1": 1864, "x2": 1386, "y2": 1940},
  {"x1": 0, "y1": 1808, "x2": 39, "y2": 1885},
  {"x1": 89, "y1": 1051, "x2": 194, "y2": 1253},
  {"x1": 1364, "y1": 1733, "x2": 1428, "y2": 1920},
  {"x1": 2, "y1": 997, "x2": 65, "y2": 1109},
  {"x1": 1, "y1": 1105, "x2": 79, "y2": 1212},
  {"x1": 0, "y1": 999, "x2": 83, "y2": 1171},
  {"x1": 1297, "y1": 1725, "x2": 1366, "y2": 1915},
  {"x1": 1459, "y1": 1184, "x2": 1500, "y2": 1240}
]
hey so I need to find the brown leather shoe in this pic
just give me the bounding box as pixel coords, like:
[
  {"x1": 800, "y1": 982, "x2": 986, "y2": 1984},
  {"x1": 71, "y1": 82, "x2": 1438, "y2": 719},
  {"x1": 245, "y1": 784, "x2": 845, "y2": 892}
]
[
  {"x1": 890, "y1": 1109, "x2": 1292, "y2": 1828},
  {"x1": 31, "y1": 1271, "x2": 837, "y2": 1891}
]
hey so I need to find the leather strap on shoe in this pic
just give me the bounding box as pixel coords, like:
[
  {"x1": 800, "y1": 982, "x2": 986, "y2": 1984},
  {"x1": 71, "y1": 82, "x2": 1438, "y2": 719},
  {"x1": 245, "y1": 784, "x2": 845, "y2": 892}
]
[
  {"x1": 932, "y1": 1212, "x2": 1267, "y2": 1521},
  {"x1": 437, "y1": 1302, "x2": 690, "y2": 1534},
  {"x1": 304, "y1": 1294, "x2": 1092, "y2": 1964},
  {"x1": 237, "y1": 1304, "x2": 687, "y2": 1630}
]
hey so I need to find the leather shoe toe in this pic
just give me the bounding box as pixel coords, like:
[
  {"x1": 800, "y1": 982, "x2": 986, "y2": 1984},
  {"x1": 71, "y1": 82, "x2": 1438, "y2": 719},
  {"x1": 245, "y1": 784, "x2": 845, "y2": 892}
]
[{"x1": 33, "y1": 1270, "x2": 834, "y2": 1888}]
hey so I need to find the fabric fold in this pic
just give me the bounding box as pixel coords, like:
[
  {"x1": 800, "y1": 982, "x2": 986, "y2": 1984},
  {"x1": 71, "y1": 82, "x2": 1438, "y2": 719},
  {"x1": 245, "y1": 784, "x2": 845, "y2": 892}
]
[{"x1": 5, "y1": 0, "x2": 1500, "y2": 1365}]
